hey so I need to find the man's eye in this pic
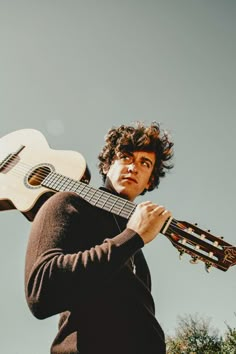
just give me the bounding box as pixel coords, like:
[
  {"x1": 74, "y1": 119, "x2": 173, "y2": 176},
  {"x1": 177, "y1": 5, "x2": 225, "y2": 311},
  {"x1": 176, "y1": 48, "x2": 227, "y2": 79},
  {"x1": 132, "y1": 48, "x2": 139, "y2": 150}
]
[
  {"x1": 141, "y1": 161, "x2": 150, "y2": 168},
  {"x1": 121, "y1": 155, "x2": 131, "y2": 161}
]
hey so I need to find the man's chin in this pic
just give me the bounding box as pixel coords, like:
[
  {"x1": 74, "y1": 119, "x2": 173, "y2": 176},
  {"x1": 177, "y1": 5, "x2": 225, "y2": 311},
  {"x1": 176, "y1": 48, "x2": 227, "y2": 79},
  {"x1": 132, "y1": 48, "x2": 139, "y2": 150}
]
[{"x1": 115, "y1": 186, "x2": 132, "y2": 201}]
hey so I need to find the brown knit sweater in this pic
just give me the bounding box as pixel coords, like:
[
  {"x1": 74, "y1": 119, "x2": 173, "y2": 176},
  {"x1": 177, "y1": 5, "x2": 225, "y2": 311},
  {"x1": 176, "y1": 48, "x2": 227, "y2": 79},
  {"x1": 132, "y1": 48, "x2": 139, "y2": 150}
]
[{"x1": 25, "y1": 191, "x2": 166, "y2": 354}]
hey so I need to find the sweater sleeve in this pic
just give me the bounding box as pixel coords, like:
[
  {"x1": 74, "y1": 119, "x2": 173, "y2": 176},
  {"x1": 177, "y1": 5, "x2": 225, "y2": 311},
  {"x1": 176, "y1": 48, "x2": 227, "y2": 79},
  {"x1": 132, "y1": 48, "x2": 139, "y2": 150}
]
[{"x1": 25, "y1": 192, "x2": 144, "y2": 319}]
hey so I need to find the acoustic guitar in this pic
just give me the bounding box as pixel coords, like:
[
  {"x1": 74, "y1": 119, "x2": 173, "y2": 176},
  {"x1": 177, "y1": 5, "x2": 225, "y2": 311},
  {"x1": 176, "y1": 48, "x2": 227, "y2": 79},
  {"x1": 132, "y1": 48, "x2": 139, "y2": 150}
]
[{"x1": 0, "y1": 129, "x2": 235, "y2": 272}]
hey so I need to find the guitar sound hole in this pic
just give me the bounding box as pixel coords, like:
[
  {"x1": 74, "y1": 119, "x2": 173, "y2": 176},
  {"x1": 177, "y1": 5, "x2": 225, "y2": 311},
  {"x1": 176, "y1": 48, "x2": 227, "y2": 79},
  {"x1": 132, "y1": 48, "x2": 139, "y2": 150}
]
[{"x1": 28, "y1": 166, "x2": 51, "y2": 187}]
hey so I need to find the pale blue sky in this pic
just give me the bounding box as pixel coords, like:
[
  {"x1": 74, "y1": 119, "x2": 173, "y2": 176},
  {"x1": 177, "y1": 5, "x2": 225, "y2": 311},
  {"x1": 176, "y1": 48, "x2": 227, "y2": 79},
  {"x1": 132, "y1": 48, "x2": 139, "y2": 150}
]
[{"x1": 0, "y1": 1, "x2": 235, "y2": 353}]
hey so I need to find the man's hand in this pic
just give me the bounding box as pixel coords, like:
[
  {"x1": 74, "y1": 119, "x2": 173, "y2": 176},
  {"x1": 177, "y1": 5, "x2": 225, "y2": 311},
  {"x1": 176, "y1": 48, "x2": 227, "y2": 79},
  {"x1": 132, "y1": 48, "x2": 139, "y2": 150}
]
[{"x1": 127, "y1": 201, "x2": 172, "y2": 244}]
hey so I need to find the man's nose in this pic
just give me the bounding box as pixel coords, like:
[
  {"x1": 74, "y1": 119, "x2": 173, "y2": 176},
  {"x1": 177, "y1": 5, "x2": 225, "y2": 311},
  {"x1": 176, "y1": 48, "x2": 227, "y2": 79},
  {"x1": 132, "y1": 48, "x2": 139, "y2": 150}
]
[{"x1": 127, "y1": 163, "x2": 138, "y2": 173}]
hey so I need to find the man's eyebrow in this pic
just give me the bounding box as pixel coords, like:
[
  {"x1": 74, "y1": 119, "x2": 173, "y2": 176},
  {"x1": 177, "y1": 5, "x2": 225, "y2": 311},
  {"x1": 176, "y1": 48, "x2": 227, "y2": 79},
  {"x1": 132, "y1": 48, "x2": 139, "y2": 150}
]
[{"x1": 117, "y1": 151, "x2": 133, "y2": 156}]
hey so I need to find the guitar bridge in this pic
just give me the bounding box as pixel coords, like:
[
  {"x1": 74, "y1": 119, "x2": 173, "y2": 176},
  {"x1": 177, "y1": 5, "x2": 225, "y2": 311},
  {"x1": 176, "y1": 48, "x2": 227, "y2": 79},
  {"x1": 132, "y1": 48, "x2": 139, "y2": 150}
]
[{"x1": 0, "y1": 145, "x2": 25, "y2": 172}]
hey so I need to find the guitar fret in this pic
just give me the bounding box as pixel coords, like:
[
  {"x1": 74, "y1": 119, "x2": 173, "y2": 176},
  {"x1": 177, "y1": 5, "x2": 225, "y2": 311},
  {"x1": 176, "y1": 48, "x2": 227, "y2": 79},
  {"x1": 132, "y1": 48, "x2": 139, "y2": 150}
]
[
  {"x1": 46, "y1": 173, "x2": 60, "y2": 189},
  {"x1": 85, "y1": 187, "x2": 102, "y2": 204},
  {"x1": 44, "y1": 173, "x2": 133, "y2": 216},
  {"x1": 105, "y1": 197, "x2": 124, "y2": 214},
  {"x1": 107, "y1": 197, "x2": 119, "y2": 212},
  {"x1": 42, "y1": 173, "x2": 135, "y2": 220},
  {"x1": 67, "y1": 179, "x2": 78, "y2": 192},
  {"x1": 112, "y1": 201, "x2": 132, "y2": 218},
  {"x1": 94, "y1": 193, "x2": 110, "y2": 209},
  {"x1": 124, "y1": 204, "x2": 135, "y2": 219},
  {"x1": 109, "y1": 198, "x2": 135, "y2": 218},
  {"x1": 56, "y1": 176, "x2": 67, "y2": 191},
  {"x1": 117, "y1": 200, "x2": 128, "y2": 217},
  {"x1": 64, "y1": 177, "x2": 75, "y2": 191},
  {"x1": 59, "y1": 176, "x2": 72, "y2": 191},
  {"x1": 81, "y1": 186, "x2": 95, "y2": 201},
  {"x1": 86, "y1": 189, "x2": 101, "y2": 205},
  {"x1": 77, "y1": 184, "x2": 91, "y2": 198},
  {"x1": 54, "y1": 174, "x2": 65, "y2": 190},
  {"x1": 74, "y1": 182, "x2": 87, "y2": 195},
  {"x1": 98, "y1": 195, "x2": 115, "y2": 208},
  {"x1": 86, "y1": 189, "x2": 102, "y2": 205}
]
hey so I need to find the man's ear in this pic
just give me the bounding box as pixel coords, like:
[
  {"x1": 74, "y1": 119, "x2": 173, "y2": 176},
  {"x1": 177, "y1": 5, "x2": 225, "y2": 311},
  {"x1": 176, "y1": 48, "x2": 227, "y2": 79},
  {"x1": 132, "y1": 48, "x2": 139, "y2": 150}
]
[
  {"x1": 146, "y1": 175, "x2": 154, "y2": 191},
  {"x1": 102, "y1": 162, "x2": 111, "y2": 175},
  {"x1": 103, "y1": 159, "x2": 115, "y2": 175},
  {"x1": 102, "y1": 166, "x2": 108, "y2": 175}
]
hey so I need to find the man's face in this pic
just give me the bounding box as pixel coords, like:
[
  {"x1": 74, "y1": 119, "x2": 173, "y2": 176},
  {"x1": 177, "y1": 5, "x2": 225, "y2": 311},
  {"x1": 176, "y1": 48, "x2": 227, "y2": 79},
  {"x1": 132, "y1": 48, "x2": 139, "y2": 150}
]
[{"x1": 104, "y1": 151, "x2": 156, "y2": 201}]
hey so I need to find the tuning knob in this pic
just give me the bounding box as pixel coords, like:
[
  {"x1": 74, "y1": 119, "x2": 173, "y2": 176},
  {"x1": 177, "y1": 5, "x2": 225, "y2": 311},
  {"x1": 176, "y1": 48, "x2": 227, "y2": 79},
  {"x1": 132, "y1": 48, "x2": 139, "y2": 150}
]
[
  {"x1": 190, "y1": 256, "x2": 199, "y2": 264},
  {"x1": 179, "y1": 249, "x2": 185, "y2": 260},
  {"x1": 205, "y1": 262, "x2": 212, "y2": 273}
]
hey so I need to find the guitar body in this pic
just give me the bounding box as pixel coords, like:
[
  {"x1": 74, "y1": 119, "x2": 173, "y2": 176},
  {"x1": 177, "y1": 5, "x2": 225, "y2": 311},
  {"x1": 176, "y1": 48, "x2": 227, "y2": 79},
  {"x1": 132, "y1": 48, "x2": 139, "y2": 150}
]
[{"x1": 0, "y1": 129, "x2": 88, "y2": 220}]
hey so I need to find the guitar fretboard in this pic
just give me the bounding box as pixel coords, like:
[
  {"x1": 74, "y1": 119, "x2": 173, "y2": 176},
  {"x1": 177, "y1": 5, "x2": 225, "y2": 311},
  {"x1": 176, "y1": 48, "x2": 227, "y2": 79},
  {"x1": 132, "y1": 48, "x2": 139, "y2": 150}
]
[
  {"x1": 31, "y1": 169, "x2": 236, "y2": 271},
  {"x1": 42, "y1": 172, "x2": 136, "y2": 219}
]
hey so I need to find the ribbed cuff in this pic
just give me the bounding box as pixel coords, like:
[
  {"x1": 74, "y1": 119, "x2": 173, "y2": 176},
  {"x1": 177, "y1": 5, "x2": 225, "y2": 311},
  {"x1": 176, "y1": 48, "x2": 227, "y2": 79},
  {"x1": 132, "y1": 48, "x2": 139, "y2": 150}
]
[{"x1": 105, "y1": 228, "x2": 144, "y2": 249}]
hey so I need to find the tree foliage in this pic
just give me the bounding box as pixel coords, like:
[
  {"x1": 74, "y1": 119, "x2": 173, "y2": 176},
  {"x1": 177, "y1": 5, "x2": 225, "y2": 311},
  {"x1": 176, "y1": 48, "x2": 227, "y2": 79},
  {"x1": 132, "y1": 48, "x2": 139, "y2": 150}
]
[
  {"x1": 166, "y1": 313, "x2": 236, "y2": 354},
  {"x1": 221, "y1": 321, "x2": 236, "y2": 354}
]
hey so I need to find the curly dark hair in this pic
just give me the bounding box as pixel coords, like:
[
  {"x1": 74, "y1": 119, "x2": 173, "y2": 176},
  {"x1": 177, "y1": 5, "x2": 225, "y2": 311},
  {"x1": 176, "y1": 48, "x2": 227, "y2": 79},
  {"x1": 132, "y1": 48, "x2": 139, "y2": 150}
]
[{"x1": 98, "y1": 122, "x2": 174, "y2": 194}]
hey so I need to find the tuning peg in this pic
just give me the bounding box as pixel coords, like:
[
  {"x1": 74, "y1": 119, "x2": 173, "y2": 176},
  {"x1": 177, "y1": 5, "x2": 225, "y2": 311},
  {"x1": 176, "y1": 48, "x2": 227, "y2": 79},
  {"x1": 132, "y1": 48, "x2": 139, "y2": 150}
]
[
  {"x1": 205, "y1": 262, "x2": 212, "y2": 273},
  {"x1": 178, "y1": 249, "x2": 185, "y2": 260},
  {"x1": 190, "y1": 256, "x2": 199, "y2": 264}
]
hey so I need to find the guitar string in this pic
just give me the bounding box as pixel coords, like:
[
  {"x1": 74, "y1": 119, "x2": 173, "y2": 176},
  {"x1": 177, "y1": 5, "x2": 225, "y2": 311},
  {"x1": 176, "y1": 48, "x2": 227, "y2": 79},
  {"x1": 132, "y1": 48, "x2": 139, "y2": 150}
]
[
  {"x1": 1, "y1": 158, "x2": 181, "y2": 225},
  {"x1": 2, "y1": 159, "x2": 55, "y2": 178},
  {"x1": 3, "y1": 162, "x2": 193, "y2": 245},
  {"x1": 0, "y1": 160, "x2": 184, "y2": 220},
  {"x1": 2, "y1": 161, "x2": 222, "y2": 265},
  {"x1": 2, "y1": 158, "x2": 219, "y2": 251},
  {"x1": 0, "y1": 158, "x2": 215, "y2": 232},
  {"x1": 2, "y1": 156, "x2": 182, "y2": 225},
  {"x1": 1, "y1": 165, "x2": 49, "y2": 184},
  {"x1": 1, "y1": 159, "x2": 134, "y2": 203},
  {"x1": 165, "y1": 223, "x2": 222, "y2": 264},
  {"x1": 1, "y1": 159, "x2": 138, "y2": 216},
  {"x1": 0, "y1": 158, "x2": 232, "y2": 238},
  {"x1": 1, "y1": 157, "x2": 230, "y2": 270}
]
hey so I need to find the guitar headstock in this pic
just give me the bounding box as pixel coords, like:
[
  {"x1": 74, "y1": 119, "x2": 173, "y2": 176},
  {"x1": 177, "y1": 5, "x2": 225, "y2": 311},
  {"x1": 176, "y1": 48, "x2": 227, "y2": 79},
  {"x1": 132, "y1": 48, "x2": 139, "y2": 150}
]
[{"x1": 162, "y1": 218, "x2": 236, "y2": 272}]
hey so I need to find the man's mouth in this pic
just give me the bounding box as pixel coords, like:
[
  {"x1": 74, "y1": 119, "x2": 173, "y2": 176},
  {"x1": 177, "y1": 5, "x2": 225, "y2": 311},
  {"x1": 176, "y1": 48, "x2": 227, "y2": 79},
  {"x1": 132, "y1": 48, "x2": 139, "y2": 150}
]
[{"x1": 122, "y1": 176, "x2": 138, "y2": 183}]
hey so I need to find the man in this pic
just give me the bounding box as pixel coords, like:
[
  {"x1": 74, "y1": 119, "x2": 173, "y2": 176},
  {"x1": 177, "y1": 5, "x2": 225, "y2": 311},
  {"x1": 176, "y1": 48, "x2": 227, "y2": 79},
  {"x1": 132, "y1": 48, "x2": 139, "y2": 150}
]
[{"x1": 25, "y1": 122, "x2": 174, "y2": 353}]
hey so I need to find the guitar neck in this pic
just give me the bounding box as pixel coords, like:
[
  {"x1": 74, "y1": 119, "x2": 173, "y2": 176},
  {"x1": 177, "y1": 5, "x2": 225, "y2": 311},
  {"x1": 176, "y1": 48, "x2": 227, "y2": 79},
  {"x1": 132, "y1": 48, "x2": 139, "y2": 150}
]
[
  {"x1": 42, "y1": 171, "x2": 178, "y2": 241},
  {"x1": 42, "y1": 171, "x2": 137, "y2": 220},
  {"x1": 41, "y1": 172, "x2": 236, "y2": 272},
  {"x1": 42, "y1": 171, "x2": 179, "y2": 235}
]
